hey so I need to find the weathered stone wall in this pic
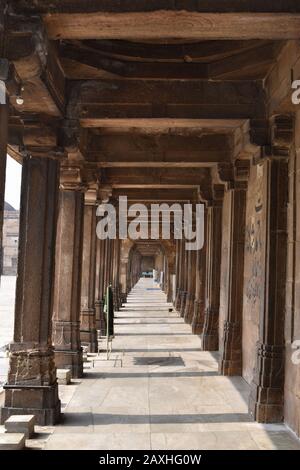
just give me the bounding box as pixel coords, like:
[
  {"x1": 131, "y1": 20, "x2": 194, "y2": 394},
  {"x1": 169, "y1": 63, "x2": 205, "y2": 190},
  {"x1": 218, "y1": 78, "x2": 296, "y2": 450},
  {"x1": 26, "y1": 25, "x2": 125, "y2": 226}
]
[
  {"x1": 242, "y1": 162, "x2": 267, "y2": 384},
  {"x1": 284, "y1": 113, "x2": 300, "y2": 437}
]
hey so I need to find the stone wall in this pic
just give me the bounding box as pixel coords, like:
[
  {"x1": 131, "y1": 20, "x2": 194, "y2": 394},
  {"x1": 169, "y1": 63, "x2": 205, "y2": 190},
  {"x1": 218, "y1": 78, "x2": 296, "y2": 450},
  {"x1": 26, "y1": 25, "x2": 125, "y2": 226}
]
[
  {"x1": 242, "y1": 162, "x2": 266, "y2": 385},
  {"x1": 284, "y1": 113, "x2": 300, "y2": 437}
]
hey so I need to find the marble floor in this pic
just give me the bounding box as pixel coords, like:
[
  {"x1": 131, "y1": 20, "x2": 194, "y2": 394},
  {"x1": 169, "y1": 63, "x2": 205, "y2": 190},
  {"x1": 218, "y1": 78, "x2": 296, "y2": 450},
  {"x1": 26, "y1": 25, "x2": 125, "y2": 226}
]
[{"x1": 1, "y1": 277, "x2": 300, "y2": 450}]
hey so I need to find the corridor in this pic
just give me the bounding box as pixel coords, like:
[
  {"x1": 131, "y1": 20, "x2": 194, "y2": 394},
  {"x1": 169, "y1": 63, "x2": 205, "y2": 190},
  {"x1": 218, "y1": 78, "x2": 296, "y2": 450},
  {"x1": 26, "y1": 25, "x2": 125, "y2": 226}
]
[{"x1": 35, "y1": 279, "x2": 300, "y2": 450}]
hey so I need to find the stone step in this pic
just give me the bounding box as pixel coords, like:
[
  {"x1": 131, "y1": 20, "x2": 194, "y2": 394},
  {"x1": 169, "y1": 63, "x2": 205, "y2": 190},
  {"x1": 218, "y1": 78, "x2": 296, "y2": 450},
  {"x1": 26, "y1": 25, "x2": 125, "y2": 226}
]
[
  {"x1": 0, "y1": 433, "x2": 26, "y2": 450},
  {"x1": 57, "y1": 368, "x2": 72, "y2": 385},
  {"x1": 5, "y1": 414, "x2": 35, "y2": 438}
]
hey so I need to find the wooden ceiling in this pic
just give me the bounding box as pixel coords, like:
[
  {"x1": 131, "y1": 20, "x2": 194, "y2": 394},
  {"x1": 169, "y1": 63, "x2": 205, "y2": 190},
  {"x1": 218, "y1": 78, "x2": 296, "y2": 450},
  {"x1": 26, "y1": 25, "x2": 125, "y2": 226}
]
[{"x1": 4, "y1": 1, "x2": 300, "y2": 201}]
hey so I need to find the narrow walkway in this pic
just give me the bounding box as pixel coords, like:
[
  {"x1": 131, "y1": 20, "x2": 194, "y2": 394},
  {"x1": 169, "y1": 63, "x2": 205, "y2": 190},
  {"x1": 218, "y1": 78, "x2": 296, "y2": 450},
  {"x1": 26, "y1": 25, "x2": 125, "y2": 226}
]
[{"x1": 39, "y1": 279, "x2": 300, "y2": 449}]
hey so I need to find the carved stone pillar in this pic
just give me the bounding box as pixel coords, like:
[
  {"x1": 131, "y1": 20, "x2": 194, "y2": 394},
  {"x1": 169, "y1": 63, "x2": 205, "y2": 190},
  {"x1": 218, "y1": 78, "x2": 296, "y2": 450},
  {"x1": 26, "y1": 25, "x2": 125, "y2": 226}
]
[
  {"x1": 219, "y1": 184, "x2": 247, "y2": 375},
  {"x1": 192, "y1": 208, "x2": 207, "y2": 334},
  {"x1": 112, "y1": 239, "x2": 121, "y2": 310},
  {"x1": 184, "y1": 248, "x2": 196, "y2": 324},
  {"x1": 180, "y1": 239, "x2": 188, "y2": 317},
  {"x1": 80, "y1": 188, "x2": 98, "y2": 352},
  {"x1": 0, "y1": 92, "x2": 8, "y2": 278},
  {"x1": 167, "y1": 259, "x2": 175, "y2": 303},
  {"x1": 249, "y1": 158, "x2": 288, "y2": 422},
  {"x1": 52, "y1": 167, "x2": 85, "y2": 378},
  {"x1": 202, "y1": 186, "x2": 224, "y2": 350},
  {"x1": 175, "y1": 239, "x2": 184, "y2": 310},
  {"x1": 174, "y1": 239, "x2": 181, "y2": 308},
  {"x1": 1, "y1": 156, "x2": 61, "y2": 425},
  {"x1": 95, "y1": 238, "x2": 105, "y2": 332}
]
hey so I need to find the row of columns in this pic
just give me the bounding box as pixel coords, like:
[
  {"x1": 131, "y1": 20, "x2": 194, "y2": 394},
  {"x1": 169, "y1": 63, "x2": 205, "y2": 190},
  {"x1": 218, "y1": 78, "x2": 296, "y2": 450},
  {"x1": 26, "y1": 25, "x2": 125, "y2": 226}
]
[
  {"x1": 0, "y1": 157, "x2": 122, "y2": 424},
  {"x1": 173, "y1": 160, "x2": 287, "y2": 423}
]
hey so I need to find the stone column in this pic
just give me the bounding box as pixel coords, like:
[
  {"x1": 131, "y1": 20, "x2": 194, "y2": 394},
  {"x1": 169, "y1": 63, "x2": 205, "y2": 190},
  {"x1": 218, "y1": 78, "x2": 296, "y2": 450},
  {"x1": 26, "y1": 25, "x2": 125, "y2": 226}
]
[
  {"x1": 202, "y1": 187, "x2": 224, "y2": 350},
  {"x1": 174, "y1": 239, "x2": 181, "y2": 308},
  {"x1": 95, "y1": 238, "x2": 105, "y2": 332},
  {"x1": 52, "y1": 167, "x2": 85, "y2": 378},
  {"x1": 0, "y1": 91, "x2": 8, "y2": 278},
  {"x1": 219, "y1": 184, "x2": 247, "y2": 375},
  {"x1": 180, "y1": 239, "x2": 188, "y2": 317},
  {"x1": 112, "y1": 239, "x2": 121, "y2": 310},
  {"x1": 1, "y1": 156, "x2": 61, "y2": 425},
  {"x1": 167, "y1": 260, "x2": 175, "y2": 303},
  {"x1": 80, "y1": 188, "x2": 98, "y2": 352},
  {"x1": 184, "y1": 248, "x2": 196, "y2": 324},
  {"x1": 249, "y1": 158, "x2": 288, "y2": 422},
  {"x1": 103, "y1": 238, "x2": 110, "y2": 293},
  {"x1": 192, "y1": 208, "x2": 207, "y2": 334}
]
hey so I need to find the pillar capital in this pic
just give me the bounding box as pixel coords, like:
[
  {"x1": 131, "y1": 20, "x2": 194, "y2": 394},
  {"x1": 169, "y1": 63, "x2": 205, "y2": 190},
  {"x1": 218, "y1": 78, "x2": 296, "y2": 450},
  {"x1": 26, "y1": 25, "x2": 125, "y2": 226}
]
[
  {"x1": 85, "y1": 186, "x2": 98, "y2": 205},
  {"x1": 98, "y1": 184, "x2": 113, "y2": 203},
  {"x1": 60, "y1": 165, "x2": 86, "y2": 192}
]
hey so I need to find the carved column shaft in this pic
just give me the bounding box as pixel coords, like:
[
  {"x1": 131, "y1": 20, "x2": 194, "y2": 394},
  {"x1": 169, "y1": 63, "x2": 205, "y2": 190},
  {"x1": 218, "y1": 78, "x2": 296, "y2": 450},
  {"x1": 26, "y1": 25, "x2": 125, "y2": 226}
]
[
  {"x1": 80, "y1": 191, "x2": 98, "y2": 352},
  {"x1": 180, "y1": 239, "x2": 188, "y2": 317},
  {"x1": 184, "y1": 248, "x2": 196, "y2": 324},
  {"x1": 202, "y1": 199, "x2": 223, "y2": 350},
  {"x1": 249, "y1": 158, "x2": 288, "y2": 422},
  {"x1": 95, "y1": 238, "x2": 105, "y2": 332},
  {"x1": 192, "y1": 208, "x2": 207, "y2": 334},
  {"x1": 219, "y1": 185, "x2": 247, "y2": 375},
  {"x1": 174, "y1": 239, "x2": 181, "y2": 308},
  {"x1": 52, "y1": 171, "x2": 85, "y2": 378},
  {"x1": 1, "y1": 156, "x2": 61, "y2": 425}
]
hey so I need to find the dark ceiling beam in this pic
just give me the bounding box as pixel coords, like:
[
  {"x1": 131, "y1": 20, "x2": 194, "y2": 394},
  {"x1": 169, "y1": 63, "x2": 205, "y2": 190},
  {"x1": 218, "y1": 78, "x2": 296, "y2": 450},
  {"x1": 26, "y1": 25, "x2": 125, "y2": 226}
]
[
  {"x1": 112, "y1": 188, "x2": 197, "y2": 201},
  {"x1": 78, "y1": 39, "x2": 271, "y2": 63},
  {"x1": 85, "y1": 131, "x2": 233, "y2": 166},
  {"x1": 11, "y1": 1, "x2": 300, "y2": 14},
  {"x1": 59, "y1": 42, "x2": 210, "y2": 79},
  {"x1": 59, "y1": 40, "x2": 281, "y2": 80},
  {"x1": 101, "y1": 167, "x2": 209, "y2": 187},
  {"x1": 43, "y1": 11, "x2": 300, "y2": 41},
  {"x1": 74, "y1": 79, "x2": 265, "y2": 121}
]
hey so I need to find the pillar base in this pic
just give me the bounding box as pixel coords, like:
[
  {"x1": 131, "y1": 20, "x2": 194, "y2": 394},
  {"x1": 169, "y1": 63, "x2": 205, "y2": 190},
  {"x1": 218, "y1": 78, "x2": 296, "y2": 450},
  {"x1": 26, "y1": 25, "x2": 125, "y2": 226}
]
[
  {"x1": 180, "y1": 291, "x2": 187, "y2": 318},
  {"x1": 219, "y1": 359, "x2": 242, "y2": 376},
  {"x1": 80, "y1": 329, "x2": 98, "y2": 353},
  {"x1": 202, "y1": 333, "x2": 219, "y2": 351},
  {"x1": 191, "y1": 299, "x2": 204, "y2": 334},
  {"x1": 202, "y1": 307, "x2": 219, "y2": 351},
  {"x1": 1, "y1": 383, "x2": 61, "y2": 426},
  {"x1": 80, "y1": 308, "x2": 97, "y2": 352},
  {"x1": 174, "y1": 290, "x2": 181, "y2": 311},
  {"x1": 54, "y1": 350, "x2": 83, "y2": 378},
  {"x1": 248, "y1": 390, "x2": 284, "y2": 423},
  {"x1": 184, "y1": 294, "x2": 195, "y2": 324},
  {"x1": 219, "y1": 321, "x2": 242, "y2": 375},
  {"x1": 248, "y1": 342, "x2": 284, "y2": 423},
  {"x1": 95, "y1": 300, "x2": 105, "y2": 332}
]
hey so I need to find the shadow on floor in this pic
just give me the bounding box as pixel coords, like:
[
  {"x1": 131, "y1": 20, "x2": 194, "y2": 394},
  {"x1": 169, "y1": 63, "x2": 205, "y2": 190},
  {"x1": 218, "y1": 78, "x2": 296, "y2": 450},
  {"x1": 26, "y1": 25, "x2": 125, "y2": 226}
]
[
  {"x1": 83, "y1": 370, "x2": 219, "y2": 378},
  {"x1": 59, "y1": 411, "x2": 253, "y2": 426}
]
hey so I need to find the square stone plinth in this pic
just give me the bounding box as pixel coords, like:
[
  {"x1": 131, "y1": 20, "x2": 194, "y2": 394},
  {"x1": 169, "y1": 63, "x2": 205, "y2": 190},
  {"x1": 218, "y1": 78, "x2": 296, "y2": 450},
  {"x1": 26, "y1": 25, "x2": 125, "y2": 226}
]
[
  {"x1": 5, "y1": 414, "x2": 35, "y2": 438},
  {"x1": 57, "y1": 369, "x2": 72, "y2": 385},
  {"x1": 0, "y1": 433, "x2": 25, "y2": 450}
]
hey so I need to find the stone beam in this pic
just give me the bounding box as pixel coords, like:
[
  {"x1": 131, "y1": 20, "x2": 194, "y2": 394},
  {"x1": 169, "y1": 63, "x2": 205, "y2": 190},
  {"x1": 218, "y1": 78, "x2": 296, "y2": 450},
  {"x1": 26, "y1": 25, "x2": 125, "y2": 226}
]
[{"x1": 74, "y1": 79, "x2": 265, "y2": 120}]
